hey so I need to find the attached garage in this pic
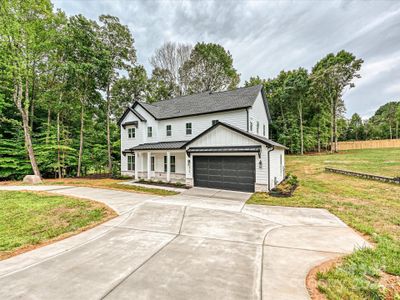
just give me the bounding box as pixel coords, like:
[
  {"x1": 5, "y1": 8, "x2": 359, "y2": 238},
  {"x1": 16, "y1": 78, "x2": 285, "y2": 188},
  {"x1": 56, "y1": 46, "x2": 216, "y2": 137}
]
[
  {"x1": 184, "y1": 122, "x2": 287, "y2": 192},
  {"x1": 193, "y1": 156, "x2": 256, "y2": 192}
]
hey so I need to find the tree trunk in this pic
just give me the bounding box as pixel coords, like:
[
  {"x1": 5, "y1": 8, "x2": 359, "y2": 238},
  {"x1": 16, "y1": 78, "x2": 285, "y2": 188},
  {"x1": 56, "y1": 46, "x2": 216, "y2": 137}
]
[
  {"x1": 61, "y1": 117, "x2": 66, "y2": 178},
  {"x1": 77, "y1": 103, "x2": 84, "y2": 177},
  {"x1": 46, "y1": 108, "x2": 51, "y2": 144},
  {"x1": 333, "y1": 97, "x2": 338, "y2": 152},
  {"x1": 106, "y1": 84, "x2": 112, "y2": 173},
  {"x1": 330, "y1": 97, "x2": 334, "y2": 153},
  {"x1": 396, "y1": 120, "x2": 399, "y2": 139},
  {"x1": 298, "y1": 100, "x2": 304, "y2": 155},
  {"x1": 30, "y1": 61, "x2": 36, "y2": 131},
  {"x1": 389, "y1": 125, "x2": 393, "y2": 139},
  {"x1": 317, "y1": 120, "x2": 321, "y2": 153},
  {"x1": 57, "y1": 112, "x2": 62, "y2": 179},
  {"x1": 14, "y1": 80, "x2": 41, "y2": 177}
]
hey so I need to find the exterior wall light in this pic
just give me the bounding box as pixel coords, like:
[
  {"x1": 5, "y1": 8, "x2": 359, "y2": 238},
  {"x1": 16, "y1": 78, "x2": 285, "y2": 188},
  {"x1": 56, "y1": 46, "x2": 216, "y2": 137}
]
[{"x1": 259, "y1": 159, "x2": 262, "y2": 168}]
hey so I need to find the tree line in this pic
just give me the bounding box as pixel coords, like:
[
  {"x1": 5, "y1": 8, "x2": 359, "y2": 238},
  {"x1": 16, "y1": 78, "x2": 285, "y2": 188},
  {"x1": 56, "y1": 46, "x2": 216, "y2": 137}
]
[{"x1": 0, "y1": 0, "x2": 398, "y2": 180}]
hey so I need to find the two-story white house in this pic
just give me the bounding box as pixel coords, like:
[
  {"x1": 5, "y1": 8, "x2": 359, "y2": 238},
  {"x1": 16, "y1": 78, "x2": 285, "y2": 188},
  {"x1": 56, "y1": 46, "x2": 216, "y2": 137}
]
[{"x1": 118, "y1": 85, "x2": 286, "y2": 192}]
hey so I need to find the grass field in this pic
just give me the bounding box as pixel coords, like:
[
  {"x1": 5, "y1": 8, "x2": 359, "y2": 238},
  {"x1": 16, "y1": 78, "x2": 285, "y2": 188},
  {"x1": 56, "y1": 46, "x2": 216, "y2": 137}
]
[
  {"x1": 310, "y1": 148, "x2": 400, "y2": 177},
  {"x1": 1, "y1": 178, "x2": 179, "y2": 196},
  {"x1": 248, "y1": 148, "x2": 400, "y2": 299},
  {"x1": 0, "y1": 191, "x2": 116, "y2": 260}
]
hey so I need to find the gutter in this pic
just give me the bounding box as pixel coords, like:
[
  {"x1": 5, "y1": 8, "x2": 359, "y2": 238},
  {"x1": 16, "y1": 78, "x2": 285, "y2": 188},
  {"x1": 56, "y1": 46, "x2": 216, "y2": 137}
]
[
  {"x1": 246, "y1": 108, "x2": 249, "y2": 132},
  {"x1": 267, "y1": 146, "x2": 274, "y2": 192}
]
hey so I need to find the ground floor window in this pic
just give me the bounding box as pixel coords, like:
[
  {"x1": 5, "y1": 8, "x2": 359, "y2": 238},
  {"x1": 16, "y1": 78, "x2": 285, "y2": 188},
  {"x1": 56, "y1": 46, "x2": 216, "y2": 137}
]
[
  {"x1": 127, "y1": 155, "x2": 135, "y2": 171},
  {"x1": 171, "y1": 156, "x2": 176, "y2": 173},
  {"x1": 151, "y1": 156, "x2": 155, "y2": 171},
  {"x1": 164, "y1": 155, "x2": 176, "y2": 173}
]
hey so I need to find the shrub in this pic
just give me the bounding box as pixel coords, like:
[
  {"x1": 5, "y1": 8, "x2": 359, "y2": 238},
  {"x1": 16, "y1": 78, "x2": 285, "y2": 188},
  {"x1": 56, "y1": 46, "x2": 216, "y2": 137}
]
[{"x1": 270, "y1": 173, "x2": 299, "y2": 197}]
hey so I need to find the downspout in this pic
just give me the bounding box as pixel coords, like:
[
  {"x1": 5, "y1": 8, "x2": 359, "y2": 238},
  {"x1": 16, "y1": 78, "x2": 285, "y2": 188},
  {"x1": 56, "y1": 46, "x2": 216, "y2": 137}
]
[
  {"x1": 267, "y1": 146, "x2": 274, "y2": 192},
  {"x1": 246, "y1": 108, "x2": 249, "y2": 132}
]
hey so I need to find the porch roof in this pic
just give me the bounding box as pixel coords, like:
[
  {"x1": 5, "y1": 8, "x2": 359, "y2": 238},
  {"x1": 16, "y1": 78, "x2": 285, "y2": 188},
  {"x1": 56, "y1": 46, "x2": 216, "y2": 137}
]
[{"x1": 123, "y1": 140, "x2": 188, "y2": 152}]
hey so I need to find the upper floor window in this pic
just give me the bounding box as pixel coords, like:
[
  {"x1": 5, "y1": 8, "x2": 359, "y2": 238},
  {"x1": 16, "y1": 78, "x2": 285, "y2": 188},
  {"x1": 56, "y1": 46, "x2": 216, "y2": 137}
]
[
  {"x1": 127, "y1": 155, "x2": 135, "y2": 171},
  {"x1": 166, "y1": 125, "x2": 172, "y2": 136},
  {"x1": 256, "y1": 121, "x2": 260, "y2": 134},
  {"x1": 250, "y1": 121, "x2": 253, "y2": 132},
  {"x1": 263, "y1": 124, "x2": 266, "y2": 136},
  {"x1": 128, "y1": 128, "x2": 135, "y2": 138},
  {"x1": 186, "y1": 123, "x2": 192, "y2": 135},
  {"x1": 147, "y1": 126, "x2": 152, "y2": 138},
  {"x1": 212, "y1": 120, "x2": 218, "y2": 126}
]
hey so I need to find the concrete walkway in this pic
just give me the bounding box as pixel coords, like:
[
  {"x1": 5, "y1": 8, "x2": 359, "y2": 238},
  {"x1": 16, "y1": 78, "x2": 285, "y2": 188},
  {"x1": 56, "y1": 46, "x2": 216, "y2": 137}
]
[{"x1": 0, "y1": 185, "x2": 369, "y2": 300}]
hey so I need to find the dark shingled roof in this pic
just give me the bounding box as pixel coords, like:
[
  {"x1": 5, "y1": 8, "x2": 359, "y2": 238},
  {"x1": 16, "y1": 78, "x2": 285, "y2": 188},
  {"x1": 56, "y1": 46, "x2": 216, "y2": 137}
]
[
  {"x1": 135, "y1": 85, "x2": 264, "y2": 120},
  {"x1": 124, "y1": 141, "x2": 188, "y2": 152}
]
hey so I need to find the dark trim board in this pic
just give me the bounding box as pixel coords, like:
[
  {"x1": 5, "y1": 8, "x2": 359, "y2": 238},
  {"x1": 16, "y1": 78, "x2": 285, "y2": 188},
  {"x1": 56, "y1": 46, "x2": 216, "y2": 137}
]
[
  {"x1": 117, "y1": 107, "x2": 147, "y2": 125},
  {"x1": 121, "y1": 121, "x2": 138, "y2": 129},
  {"x1": 187, "y1": 145, "x2": 261, "y2": 156}
]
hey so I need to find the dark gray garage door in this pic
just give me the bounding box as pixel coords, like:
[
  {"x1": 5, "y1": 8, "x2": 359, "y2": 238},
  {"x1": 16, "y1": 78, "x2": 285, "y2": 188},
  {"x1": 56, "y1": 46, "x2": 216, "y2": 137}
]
[{"x1": 193, "y1": 156, "x2": 255, "y2": 192}]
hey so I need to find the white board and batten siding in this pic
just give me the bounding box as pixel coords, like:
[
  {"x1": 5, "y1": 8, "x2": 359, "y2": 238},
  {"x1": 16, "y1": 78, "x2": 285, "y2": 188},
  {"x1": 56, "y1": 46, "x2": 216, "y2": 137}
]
[
  {"x1": 120, "y1": 106, "x2": 157, "y2": 173},
  {"x1": 248, "y1": 93, "x2": 269, "y2": 138},
  {"x1": 187, "y1": 126, "x2": 269, "y2": 188},
  {"x1": 269, "y1": 148, "x2": 285, "y2": 189},
  {"x1": 157, "y1": 109, "x2": 248, "y2": 142}
]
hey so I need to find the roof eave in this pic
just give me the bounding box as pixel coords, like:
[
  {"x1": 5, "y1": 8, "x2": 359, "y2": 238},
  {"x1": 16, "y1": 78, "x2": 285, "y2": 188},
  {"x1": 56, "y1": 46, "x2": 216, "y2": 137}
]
[{"x1": 157, "y1": 106, "x2": 251, "y2": 120}]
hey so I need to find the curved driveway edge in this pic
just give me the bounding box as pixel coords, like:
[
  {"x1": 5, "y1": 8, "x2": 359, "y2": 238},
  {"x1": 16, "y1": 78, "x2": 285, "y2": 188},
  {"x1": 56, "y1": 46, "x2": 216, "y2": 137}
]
[{"x1": 0, "y1": 186, "x2": 370, "y2": 300}]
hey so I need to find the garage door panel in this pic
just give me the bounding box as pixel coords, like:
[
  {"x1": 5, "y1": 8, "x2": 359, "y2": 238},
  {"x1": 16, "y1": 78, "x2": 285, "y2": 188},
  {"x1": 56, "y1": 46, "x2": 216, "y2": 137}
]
[{"x1": 193, "y1": 156, "x2": 255, "y2": 192}]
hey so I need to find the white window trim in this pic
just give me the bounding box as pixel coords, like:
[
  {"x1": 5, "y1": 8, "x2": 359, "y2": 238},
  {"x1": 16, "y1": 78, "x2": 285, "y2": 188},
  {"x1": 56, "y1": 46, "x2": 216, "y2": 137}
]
[
  {"x1": 128, "y1": 128, "x2": 135, "y2": 139},
  {"x1": 127, "y1": 154, "x2": 135, "y2": 171},
  {"x1": 164, "y1": 155, "x2": 176, "y2": 173},
  {"x1": 166, "y1": 125, "x2": 172, "y2": 137},
  {"x1": 186, "y1": 122, "x2": 192, "y2": 135}
]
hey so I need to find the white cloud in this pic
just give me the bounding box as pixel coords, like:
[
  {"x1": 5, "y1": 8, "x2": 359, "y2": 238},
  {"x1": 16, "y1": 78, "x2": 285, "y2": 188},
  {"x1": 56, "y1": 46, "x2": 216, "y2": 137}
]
[{"x1": 52, "y1": 0, "x2": 400, "y2": 117}]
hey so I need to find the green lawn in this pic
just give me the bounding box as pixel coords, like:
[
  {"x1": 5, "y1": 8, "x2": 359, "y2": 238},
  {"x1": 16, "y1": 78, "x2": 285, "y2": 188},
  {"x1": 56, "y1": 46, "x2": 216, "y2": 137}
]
[
  {"x1": 304, "y1": 148, "x2": 400, "y2": 177},
  {"x1": 0, "y1": 191, "x2": 115, "y2": 260},
  {"x1": 2, "y1": 178, "x2": 179, "y2": 196},
  {"x1": 248, "y1": 148, "x2": 400, "y2": 300}
]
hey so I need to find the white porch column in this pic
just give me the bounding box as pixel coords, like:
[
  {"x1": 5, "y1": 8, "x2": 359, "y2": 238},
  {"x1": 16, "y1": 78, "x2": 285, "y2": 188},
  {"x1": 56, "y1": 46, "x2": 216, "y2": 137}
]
[
  {"x1": 140, "y1": 153, "x2": 144, "y2": 175},
  {"x1": 134, "y1": 152, "x2": 138, "y2": 180},
  {"x1": 147, "y1": 152, "x2": 151, "y2": 180},
  {"x1": 166, "y1": 151, "x2": 171, "y2": 182},
  {"x1": 185, "y1": 152, "x2": 191, "y2": 178}
]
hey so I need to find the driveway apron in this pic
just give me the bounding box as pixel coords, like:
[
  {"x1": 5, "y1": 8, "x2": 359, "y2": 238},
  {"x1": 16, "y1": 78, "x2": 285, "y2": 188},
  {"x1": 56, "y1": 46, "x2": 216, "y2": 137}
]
[{"x1": 0, "y1": 186, "x2": 370, "y2": 300}]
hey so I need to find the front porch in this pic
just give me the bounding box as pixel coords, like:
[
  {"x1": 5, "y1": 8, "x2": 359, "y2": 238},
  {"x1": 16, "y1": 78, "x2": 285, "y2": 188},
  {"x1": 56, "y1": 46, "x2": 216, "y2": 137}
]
[{"x1": 122, "y1": 150, "x2": 187, "y2": 184}]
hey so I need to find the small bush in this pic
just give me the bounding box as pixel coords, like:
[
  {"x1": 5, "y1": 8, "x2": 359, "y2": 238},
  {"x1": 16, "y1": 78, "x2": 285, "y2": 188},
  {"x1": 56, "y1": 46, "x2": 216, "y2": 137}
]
[{"x1": 270, "y1": 173, "x2": 299, "y2": 197}]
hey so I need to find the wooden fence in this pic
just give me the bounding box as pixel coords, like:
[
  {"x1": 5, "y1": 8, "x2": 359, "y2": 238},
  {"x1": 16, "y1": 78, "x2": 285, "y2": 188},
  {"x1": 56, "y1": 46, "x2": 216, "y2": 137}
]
[{"x1": 335, "y1": 139, "x2": 400, "y2": 151}]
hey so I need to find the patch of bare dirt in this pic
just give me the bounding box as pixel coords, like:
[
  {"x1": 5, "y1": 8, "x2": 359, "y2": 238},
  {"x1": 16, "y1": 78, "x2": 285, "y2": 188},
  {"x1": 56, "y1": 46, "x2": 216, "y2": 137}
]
[
  {"x1": 379, "y1": 272, "x2": 400, "y2": 300},
  {"x1": 306, "y1": 257, "x2": 342, "y2": 300}
]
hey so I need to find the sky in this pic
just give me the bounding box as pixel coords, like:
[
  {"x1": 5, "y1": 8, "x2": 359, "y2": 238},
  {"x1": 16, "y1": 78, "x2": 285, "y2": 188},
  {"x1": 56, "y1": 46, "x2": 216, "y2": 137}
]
[{"x1": 53, "y1": 0, "x2": 400, "y2": 118}]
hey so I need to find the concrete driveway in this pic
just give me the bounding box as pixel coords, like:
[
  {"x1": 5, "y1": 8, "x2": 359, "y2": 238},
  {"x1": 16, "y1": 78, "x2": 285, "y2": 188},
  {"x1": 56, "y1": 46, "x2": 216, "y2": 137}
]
[{"x1": 0, "y1": 186, "x2": 369, "y2": 300}]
